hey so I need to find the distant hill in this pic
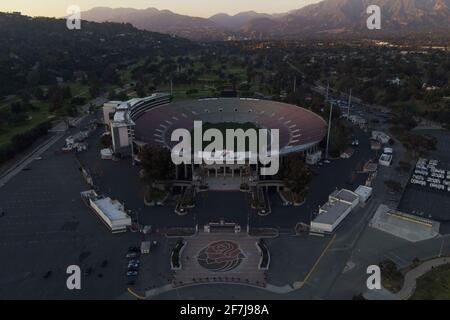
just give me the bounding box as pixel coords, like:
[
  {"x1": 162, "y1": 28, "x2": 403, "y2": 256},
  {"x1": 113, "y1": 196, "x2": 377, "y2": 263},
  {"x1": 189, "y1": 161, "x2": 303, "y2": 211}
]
[
  {"x1": 209, "y1": 11, "x2": 272, "y2": 31},
  {"x1": 241, "y1": 0, "x2": 450, "y2": 38},
  {"x1": 80, "y1": 1, "x2": 450, "y2": 40},
  {"x1": 81, "y1": 7, "x2": 229, "y2": 40},
  {"x1": 0, "y1": 12, "x2": 194, "y2": 95}
]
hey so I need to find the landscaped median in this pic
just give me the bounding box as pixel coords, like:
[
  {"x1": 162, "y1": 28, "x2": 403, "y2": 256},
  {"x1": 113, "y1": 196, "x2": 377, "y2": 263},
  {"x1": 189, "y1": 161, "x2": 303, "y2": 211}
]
[
  {"x1": 175, "y1": 186, "x2": 196, "y2": 216},
  {"x1": 144, "y1": 186, "x2": 169, "y2": 207},
  {"x1": 251, "y1": 187, "x2": 271, "y2": 216},
  {"x1": 170, "y1": 239, "x2": 187, "y2": 271},
  {"x1": 256, "y1": 239, "x2": 270, "y2": 270},
  {"x1": 279, "y1": 189, "x2": 306, "y2": 206}
]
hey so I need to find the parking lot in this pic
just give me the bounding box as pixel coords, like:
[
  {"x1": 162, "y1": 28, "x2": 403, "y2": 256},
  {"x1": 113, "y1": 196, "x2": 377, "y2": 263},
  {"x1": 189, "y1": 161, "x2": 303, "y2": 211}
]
[
  {"x1": 0, "y1": 121, "x2": 141, "y2": 299},
  {"x1": 399, "y1": 130, "x2": 450, "y2": 234}
]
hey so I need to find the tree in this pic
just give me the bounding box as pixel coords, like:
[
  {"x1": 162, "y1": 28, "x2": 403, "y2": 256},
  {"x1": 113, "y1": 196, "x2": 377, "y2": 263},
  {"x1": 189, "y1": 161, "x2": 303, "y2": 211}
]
[
  {"x1": 100, "y1": 134, "x2": 112, "y2": 148},
  {"x1": 282, "y1": 153, "x2": 312, "y2": 202},
  {"x1": 140, "y1": 145, "x2": 174, "y2": 187}
]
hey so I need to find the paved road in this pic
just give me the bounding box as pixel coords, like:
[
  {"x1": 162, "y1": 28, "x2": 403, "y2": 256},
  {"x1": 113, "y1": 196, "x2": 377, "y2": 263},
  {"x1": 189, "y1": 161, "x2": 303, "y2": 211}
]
[{"x1": 0, "y1": 133, "x2": 64, "y2": 188}]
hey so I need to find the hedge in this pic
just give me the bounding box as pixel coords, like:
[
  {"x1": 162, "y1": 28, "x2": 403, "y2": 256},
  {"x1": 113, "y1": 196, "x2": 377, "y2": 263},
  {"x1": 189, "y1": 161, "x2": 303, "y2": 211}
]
[{"x1": 0, "y1": 120, "x2": 53, "y2": 165}]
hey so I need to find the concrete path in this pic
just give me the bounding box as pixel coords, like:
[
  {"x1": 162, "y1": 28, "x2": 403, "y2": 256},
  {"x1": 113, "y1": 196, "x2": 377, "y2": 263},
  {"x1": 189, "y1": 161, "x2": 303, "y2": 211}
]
[{"x1": 397, "y1": 257, "x2": 450, "y2": 300}]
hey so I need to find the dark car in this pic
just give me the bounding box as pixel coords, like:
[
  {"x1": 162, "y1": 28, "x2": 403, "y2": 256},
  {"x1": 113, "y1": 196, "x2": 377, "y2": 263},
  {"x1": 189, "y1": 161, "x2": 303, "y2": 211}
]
[
  {"x1": 126, "y1": 252, "x2": 138, "y2": 259},
  {"x1": 126, "y1": 271, "x2": 138, "y2": 277},
  {"x1": 84, "y1": 267, "x2": 93, "y2": 276}
]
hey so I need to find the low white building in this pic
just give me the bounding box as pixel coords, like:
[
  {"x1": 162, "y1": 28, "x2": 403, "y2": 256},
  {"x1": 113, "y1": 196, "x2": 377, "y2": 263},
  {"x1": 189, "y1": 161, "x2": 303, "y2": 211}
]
[
  {"x1": 355, "y1": 185, "x2": 373, "y2": 203},
  {"x1": 310, "y1": 189, "x2": 360, "y2": 233},
  {"x1": 81, "y1": 190, "x2": 132, "y2": 233}
]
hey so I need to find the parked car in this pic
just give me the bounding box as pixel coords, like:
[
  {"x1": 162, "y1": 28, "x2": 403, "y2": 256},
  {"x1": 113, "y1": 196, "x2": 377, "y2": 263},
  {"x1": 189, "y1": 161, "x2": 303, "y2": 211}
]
[
  {"x1": 128, "y1": 246, "x2": 140, "y2": 253},
  {"x1": 126, "y1": 253, "x2": 138, "y2": 259},
  {"x1": 84, "y1": 267, "x2": 93, "y2": 276},
  {"x1": 126, "y1": 271, "x2": 138, "y2": 277}
]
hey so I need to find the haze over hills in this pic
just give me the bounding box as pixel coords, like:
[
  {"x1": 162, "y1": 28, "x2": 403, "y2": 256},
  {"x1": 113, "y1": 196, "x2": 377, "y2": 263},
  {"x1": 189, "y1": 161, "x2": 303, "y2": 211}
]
[
  {"x1": 80, "y1": 0, "x2": 450, "y2": 40},
  {"x1": 245, "y1": 0, "x2": 450, "y2": 38},
  {"x1": 80, "y1": 7, "x2": 229, "y2": 40},
  {"x1": 209, "y1": 11, "x2": 273, "y2": 31}
]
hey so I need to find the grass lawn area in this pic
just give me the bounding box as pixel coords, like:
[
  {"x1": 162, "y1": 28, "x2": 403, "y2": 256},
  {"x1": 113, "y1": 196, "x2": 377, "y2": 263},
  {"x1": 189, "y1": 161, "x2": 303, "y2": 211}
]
[
  {"x1": 159, "y1": 85, "x2": 216, "y2": 101},
  {"x1": 411, "y1": 264, "x2": 450, "y2": 300},
  {"x1": 0, "y1": 100, "x2": 54, "y2": 148},
  {"x1": 68, "y1": 82, "x2": 90, "y2": 99}
]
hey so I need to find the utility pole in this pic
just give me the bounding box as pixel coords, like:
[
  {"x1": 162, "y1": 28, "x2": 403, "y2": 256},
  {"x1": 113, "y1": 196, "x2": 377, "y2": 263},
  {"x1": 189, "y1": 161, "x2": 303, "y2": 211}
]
[
  {"x1": 293, "y1": 76, "x2": 297, "y2": 93},
  {"x1": 325, "y1": 102, "x2": 334, "y2": 159},
  {"x1": 130, "y1": 126, "x2": 135, "y2": 166},
  {"x1": 325, "y1": 81, "x2": 330, "y2": 102},
  {"x1": 170, "y1": 79, "x2": 173, "y2": 96},
  {"x1": 347, "y1": 88, "x2": 352, "y2": 118}
]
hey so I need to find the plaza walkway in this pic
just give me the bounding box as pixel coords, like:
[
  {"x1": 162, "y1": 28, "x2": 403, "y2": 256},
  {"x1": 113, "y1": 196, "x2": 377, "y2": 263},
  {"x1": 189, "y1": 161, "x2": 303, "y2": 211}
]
[{"x1": 173, "y1": 232, "x2": 266, "y2": 288}]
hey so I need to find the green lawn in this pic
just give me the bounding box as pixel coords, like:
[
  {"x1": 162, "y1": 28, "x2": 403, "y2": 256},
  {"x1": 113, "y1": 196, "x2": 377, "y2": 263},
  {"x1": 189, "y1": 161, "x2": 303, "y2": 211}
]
[
  {"x1": 0, "y1": 100, "x2": 54, "y2": 148},
  {"x1": 411, "y1": 264, "x2": 450, "y2": 300},
  {"x1": 0, "y1": 80, "x2": 89, "y2": 148},
  {"x1": 68, "y1": 82, "x2": 90, "y2": 98},
  {"x1": 158, "y1": 85, "x2": 216, "y2": 101}
]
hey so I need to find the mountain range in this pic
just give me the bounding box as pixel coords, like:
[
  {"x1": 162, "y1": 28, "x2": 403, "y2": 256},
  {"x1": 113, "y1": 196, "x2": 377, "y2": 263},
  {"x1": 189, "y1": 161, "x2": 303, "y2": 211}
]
[{"x1": 80, "y1": 0, "x2": 450, "y2": 40}]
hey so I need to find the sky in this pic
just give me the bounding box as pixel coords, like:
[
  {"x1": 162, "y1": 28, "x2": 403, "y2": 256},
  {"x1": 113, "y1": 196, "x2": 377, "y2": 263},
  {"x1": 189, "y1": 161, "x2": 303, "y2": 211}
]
[{"x1": 0, "y1": 0, "x2": 322, "y2": 18}]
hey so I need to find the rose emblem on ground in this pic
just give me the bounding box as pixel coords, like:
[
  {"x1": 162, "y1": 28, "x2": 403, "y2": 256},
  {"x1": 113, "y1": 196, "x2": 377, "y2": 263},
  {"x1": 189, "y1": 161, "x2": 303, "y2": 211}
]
[{"x1": 197, "y1": 240, "x2": 245, "y2": 272}]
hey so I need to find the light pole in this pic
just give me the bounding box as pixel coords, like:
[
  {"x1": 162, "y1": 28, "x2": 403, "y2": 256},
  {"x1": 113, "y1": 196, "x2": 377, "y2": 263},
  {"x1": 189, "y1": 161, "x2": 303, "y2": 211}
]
[
  {"x1": 130, "y1": 125, "x2": 135, "y2": 166},
  {"x1": 347, "y1": 88, "x2": 352, "y2": 118},
  {"x1": 325, "y1": 102, "x2": 334, "y2": 159}
]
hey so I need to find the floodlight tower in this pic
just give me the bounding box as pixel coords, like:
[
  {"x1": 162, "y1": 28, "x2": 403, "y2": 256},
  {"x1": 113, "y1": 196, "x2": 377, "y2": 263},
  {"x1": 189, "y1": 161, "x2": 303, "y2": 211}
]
[
  {"x1": 325, "y1": 101, "x2": 334, "y2": 159},
  {"x1": 347, "y1": 88, "x2": 352, "y2": 118}
]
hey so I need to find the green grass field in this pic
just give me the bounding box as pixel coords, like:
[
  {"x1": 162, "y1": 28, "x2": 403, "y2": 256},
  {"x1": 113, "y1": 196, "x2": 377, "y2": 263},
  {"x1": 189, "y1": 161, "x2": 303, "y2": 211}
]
[
  {"x1": 0, "y1": 100, "x2": 54, "y2": 148},
  {"x1": 411, "y1": 264, "x2": 450, "y2": 300},
  {"x1": 0, "y1": 81, "x2": 90, "y2": 148}
]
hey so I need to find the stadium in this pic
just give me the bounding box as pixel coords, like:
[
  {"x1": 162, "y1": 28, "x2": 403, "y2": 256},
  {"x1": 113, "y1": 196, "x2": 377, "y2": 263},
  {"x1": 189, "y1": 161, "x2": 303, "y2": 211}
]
[{"x1": 103, "y1": 93, "x2": 327, "y2": 187}]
